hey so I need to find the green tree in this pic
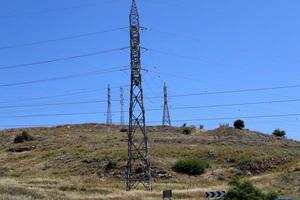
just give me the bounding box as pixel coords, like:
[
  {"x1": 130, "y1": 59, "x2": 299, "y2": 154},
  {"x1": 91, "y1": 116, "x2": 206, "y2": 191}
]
[
  {"x1": 233, "y1": 119, "x2": 245, "y2": 129},
  {"x1": 272, "y1": 129, "x2": 286, "y2": 138}
]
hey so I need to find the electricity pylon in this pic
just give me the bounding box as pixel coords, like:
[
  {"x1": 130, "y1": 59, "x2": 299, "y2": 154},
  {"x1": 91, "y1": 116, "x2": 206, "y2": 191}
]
[
  {"x1": 106, "y1": 84, "x2": 112, "y2": 125},
  {"x1": 162, "y1": 82, "x2": 171, "y2": 126},
  {"x1": 120, "y1": 87, "x2": 125, "y2": 125},
  {"x1": 126, "y1": 0, "x2": 152, "y2": 191}
]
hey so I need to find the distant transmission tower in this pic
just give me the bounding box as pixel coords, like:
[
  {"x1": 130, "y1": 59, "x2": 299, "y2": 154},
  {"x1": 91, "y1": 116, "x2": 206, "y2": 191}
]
[
  {"x1": 162, "y1": 82, "x2": 171, "y2": 126},
  {"x1": 106, "y1": 84, "x2": 112, "y2": 125},
  {"x1": 120, "y1": 87, "x2": 125, "y2": 125},
  {"x1": 127, "y1": 0, "x2": 152, "y2": 191}
]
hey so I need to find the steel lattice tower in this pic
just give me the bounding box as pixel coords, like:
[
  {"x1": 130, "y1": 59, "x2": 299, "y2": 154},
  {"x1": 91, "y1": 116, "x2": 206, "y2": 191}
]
[
  {"x1": 127, "y1": 0, "x2": 152, "y2": 191},
  {"x1": 162, "y1": 82, "x2": 171, "y2": 126},
  {"x1": 120, "y1": 87, "x2": 125, "y2": 125},
  {"x1": 106, "y1": 84, "x2": 112, "y2": 125}
]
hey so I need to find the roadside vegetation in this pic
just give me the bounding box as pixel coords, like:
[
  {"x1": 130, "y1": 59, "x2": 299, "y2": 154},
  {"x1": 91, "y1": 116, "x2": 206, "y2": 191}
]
[{"x1": 224, "y1": 179, "x2": 278, "y2": 200}]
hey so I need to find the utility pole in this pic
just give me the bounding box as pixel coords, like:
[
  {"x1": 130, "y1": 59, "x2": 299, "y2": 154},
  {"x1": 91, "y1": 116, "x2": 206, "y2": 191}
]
[
  {"x1": 106, "y1": 84, "x2": 112, "y2": 125},
  {"x1": 127, "y1": 0, "x2": 152, "y2": 191},
  {"x1": 120, "y1": 87, "x2": 125, "y2": 125},
  {"x1": 162, "y1": 82, "x2": 171, "y2": 126}
]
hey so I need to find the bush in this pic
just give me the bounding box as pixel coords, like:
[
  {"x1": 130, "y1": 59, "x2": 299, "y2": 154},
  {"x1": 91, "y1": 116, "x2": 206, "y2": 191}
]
[
  {"x1": 13, "y1": 131, "x2": 33, "y2": 144},
  {"x1": 120, "y1": 127, "x2": 128, "y2": 133},
  {"x1": 182, "y1": 127, "x2": 192, "y2": 135},
  {"x1": 272, "y1": 129, "x2": 286, "y2": 137},
  {"x1": 105, "y1": 159, "x2": 117, "y2": 170},
  {"x1": 224, "y1": 179, "x2": 278, "y2": 200},
  {"x1": 234, "y1": 120, "x2": 245, "y2": 129},
  {"x1": 172, "y1": 158, "x2": 209, "y2": 175},
  {"x1": 219, "y1": 123, "x2": 229, "y2": 128}
]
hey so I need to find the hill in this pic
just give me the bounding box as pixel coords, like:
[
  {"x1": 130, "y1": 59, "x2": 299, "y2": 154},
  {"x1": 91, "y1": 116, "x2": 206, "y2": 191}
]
[{"x1": 0, "y1": 124, "x2": 299, "y2": 199}]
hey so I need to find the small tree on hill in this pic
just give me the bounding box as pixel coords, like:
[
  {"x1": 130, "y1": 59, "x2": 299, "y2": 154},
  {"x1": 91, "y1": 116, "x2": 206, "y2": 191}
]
[
  {"x1": 272, "y1": 129, "x2": 286, "y2": 138},
  {"x1": 224, "y1": 179, "x2": 278, "y2": 200},
  {"x1": 234, "y1": 119, "x2": 245, "y2": 129}
]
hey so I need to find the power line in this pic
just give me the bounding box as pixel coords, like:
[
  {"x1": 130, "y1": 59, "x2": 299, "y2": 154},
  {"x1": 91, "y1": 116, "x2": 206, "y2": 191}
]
[
  {"x1": 2, "y1": 97, "x2": 300, "y2": 115},
  {"x1": 0, "y1": 111, "x2": 300, "y2": 121},
  {"x1": 0, "y1": 27, "x2": 128, "y2": 51},
  {"x1": 0, "y1": 0, "x2": 121, "y2": 19},
  {"x1": 0, "y1": 123, "x2": 100, "y2": 128},
  {"x1": 1, "y1": 87, "x2": 300, "y2": 110},
  {"x1": 0, "y1": 97, "x2": 289, "y2": 110},
  {"x1": 0, "y1": 47, "x2": 128, "y2": 70},
  {"x1": 0, "y1": 111, "x2": 108, "y2": 119},
  {"x1": 147, "y1": 48, "x2": 208, "y2": 63},
  {"x1": 148, "y1": 113, "x2": 300, "y2": 123},
  {"x1": 145, "y1": 68, "x2": 300, "y2": 100},
  {"x1": 144, "y1": 68, "x2": 217, "y2": 86},
  {"x1": 162, "y1": 98, "x2": 300, "y2": 111},
  {"x1": 0, "y1": 85, "x2": 130, "y2": 105},
  {"x1": 146, "y1": 84, "x2": 300, "y2": 99},
  {"x1": 143, "y1": 0, "x2": 181, "y2": 7},
  {"x1": 0, "y1": 100, "x2": 108, "y2": 109},
  {"x1": 147, "y1": 48, "x2": 246, "y2": 72},
  {"x1": 1, "y1": 117, "x2": 300, "y2": 129},
  {"x1": 0, "y1": 66, "x2": 129, "y2": 88},
  {"x1": 146, "y1": 27, "x2": 203, "y2": 42}
]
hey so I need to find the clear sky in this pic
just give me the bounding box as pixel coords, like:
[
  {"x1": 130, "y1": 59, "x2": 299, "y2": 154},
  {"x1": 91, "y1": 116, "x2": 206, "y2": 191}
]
[{"x1": 0, "y1": 0, "x2": 300, "y2": 140}]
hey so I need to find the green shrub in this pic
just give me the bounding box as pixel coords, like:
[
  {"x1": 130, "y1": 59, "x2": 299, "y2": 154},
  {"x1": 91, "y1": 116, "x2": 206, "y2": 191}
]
[
  {"x1": 272, "y1": 129, "x2": 286, "y2": 137},
  {"x1": 172, "y1": 158, "x2": 209, "y2": 175},
  {"x1": 106, "y1": 159, "x2": 117, "y2": 170},
  {"x1": 182, "y1": 127, "x2": 192, "y2": 135},
  {"x1": 224, "y1": 179, "x2": 278, "y2": 200},
  {"x1": 120, "y1": 127, "x2": 128, "y2": 133},
  {"x1": 233, "y1": 119, "x2": 245, "y2": 129},
  {"x1": 13, "y1": 131, "x2": 33, "y2": 144}
]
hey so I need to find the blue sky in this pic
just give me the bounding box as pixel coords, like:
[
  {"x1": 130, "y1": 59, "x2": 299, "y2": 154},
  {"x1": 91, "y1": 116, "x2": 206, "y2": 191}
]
[{"x1": 0, "y1": 0, "x2": 300, "y2": 140}]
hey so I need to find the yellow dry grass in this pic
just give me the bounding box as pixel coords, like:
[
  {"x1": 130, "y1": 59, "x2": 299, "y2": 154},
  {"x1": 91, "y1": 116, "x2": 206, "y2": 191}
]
[{"x1": 0, "y1": 124, "x2": 299, "y2": 199}]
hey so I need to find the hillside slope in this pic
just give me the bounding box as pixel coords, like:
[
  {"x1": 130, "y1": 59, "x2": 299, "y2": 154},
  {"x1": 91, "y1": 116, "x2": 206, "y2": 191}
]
[{"x1": 0, "y1": 124, "x2": 299, "y2": 200}]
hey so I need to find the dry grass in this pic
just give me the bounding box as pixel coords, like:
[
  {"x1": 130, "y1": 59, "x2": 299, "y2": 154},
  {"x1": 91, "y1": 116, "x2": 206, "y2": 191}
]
[{"x1": 0, "y1": 124, "x2": 299, "y2": 199}]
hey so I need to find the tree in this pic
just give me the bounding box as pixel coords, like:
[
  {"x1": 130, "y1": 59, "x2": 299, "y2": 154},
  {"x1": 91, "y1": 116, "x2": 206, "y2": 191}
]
[
  {"x1": 224, "y1": 179, "x2": 278, "y2": 200},
  {"x1": 234, "y1": 119, "x2": 245, "y2": 129},
  {"x1": 272, "y1": 129, "x2": 286, "y2": 138}
]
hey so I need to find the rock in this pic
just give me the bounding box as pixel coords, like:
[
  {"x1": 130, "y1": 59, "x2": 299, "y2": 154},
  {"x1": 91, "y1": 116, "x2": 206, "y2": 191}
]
[
  {"x1": 151, "y1": 168, "x2": 173, "y2": 179},
  {"x1": 8, "y1": 146, "x2": 36, "y2": 152}
]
